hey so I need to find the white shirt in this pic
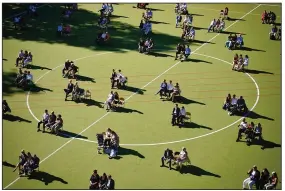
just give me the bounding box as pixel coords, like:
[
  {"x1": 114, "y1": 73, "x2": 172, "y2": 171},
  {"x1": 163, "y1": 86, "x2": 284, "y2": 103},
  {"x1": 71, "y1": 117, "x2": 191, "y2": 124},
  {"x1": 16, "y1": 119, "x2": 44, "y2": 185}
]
[
  {"x1": 101, "y1": 33, "x2": 107, "y2": 39},
  {"x1": 231, "y1": 98, "x2": 237, "y2": 105},
  {"x1": 180, "y1": 108, "x2": 186, "y2": 116},
  {"x1": 26, "y1": 74, "x2": 33, "y2": 81},
  {"x1": 220, "y1": 21, "x2": 225, "y2": 26},
  {"x1": 240, "y1": 121, "x2": 247, "y2": 129},
  {"x1": 107, "y1": 93, "x2": 113, "y2": 101},
  {"x1": 18, "y1": 51, "x2": 24, "y2": 58},
  {"x1": 167, "y1": 83, "x2": 174, "y2": 91},
  {"x1": 179, "y1": 150, "x2": 187, "y2": 160},
  {"x1": 119, "y1": 76, "x2": 126, "y2": 83},
  {"x1": 43, "y1": 113, "x2": 49, "y2": 122},
  {"x1": 144, "y1": 40, "x2": 150, "y2": 47}
]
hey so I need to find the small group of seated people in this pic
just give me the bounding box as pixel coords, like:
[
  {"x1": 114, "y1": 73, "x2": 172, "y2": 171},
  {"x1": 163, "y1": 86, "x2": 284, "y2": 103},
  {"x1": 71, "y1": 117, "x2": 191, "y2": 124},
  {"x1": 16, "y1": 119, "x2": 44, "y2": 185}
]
[
  {"x1": 110, "y1": 69, "x2": 128, "y2": 89},
  {"x1": 97, "y1": 128, "x2": 120, "y2": 159},
  {"x1": 139, "y1": 20, "x2": 152, "y2": 35},
  {"x1": 181, "y1": 26, "x2": 195, "y2": 41},
  {"x1": 62, "y1": 59, "x2": 79, "y2": 79},
  {"x1": 15, "y1": 68, "x2": 34, "y2": 89},
  {"x1": 243, "y1": 165, "x2": 278, "y2": 190},
  {"x1": 16, "y1": 50, "x2": 33, "y2": 68},
  {"x1": 137, "y1": 37, "x2": 154, "y2": 54},
  {"x1": 44, "y1": 111, "x2": 64, "y2": 135},
  {"x1": 174, "y1": 3, "x2": 188, "y2": 15},
  {"x1": 269, "y1": 25, "x2": 281, "y2": 40},
  {"x1": 231, "y1": 54, "x2": 249, "y2": 71},
  {"x1": 171, "y1": 104, "x2": 187, "y2": 126},
  {"x1": 98, "y1": 16, "x2": 110, "y2": 29},
  {"x1": 89, "y1": 170, "x2": 115, "y2": 190},
  {"x1": 137, "y1": 3, "x2": 149, "y2": 9},
  {"x1": 57, "y1": 23, "x2": 72, "y2": 36},
  {"x1": 96, "y1": 31, "x2": 110, "y2": 44},
  {"x1": 261, "y1": 10, "x2": 277, "y2": 24},
  {"x1": 160, "y1": 147, "x2": 190, "y2": 171},
  {"x1": 142, "y1": 9, "x2": 153, "y2": 21},
  {"x1": 175, "y1": 43, "x2": 191, "y2": 61},
  {"x1": 13, "y1": 150, "x2": 40, "y2": 176},
  {"x1": 208, "y1": 18, "x2": 225, "y2": 33},
  {"x1": 236, "y1": 118, "x2": 263, "y2": 145},
  {"x1": 219, "y1": 7, "x2": 229, "y2": 20},
  {"x1": 222, "y1": 94, "x2": 248, "y2": 116},
  {"x1": 14, "y1": 16, "x2": 26, "y2": 30},
  {"x1": 225, "y1": 33, "x2": 244, "y2": 50},
  {"x1": 103, "y1": 91, "x2": 124, "y2": 111},
  {"x1": 156, "y1": 80, "x2": 182, "y2": 102},
  {"x1": 99, "y1": 3, "x2": 114, "y2": 17},
  {"x1": 3, "y1": 100, "x2": 11, "y2": 114}
]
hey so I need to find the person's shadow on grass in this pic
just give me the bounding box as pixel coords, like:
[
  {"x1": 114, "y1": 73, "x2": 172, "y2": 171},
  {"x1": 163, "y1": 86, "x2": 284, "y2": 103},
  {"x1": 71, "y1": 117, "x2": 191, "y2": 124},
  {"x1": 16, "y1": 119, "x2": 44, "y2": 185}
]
[
  {"x1": 2, "y1": 161, "x2": 16, "y2": 168},
  {"x1": 180, "y1": 122, "x2": 212, "y2": 130},
  {"x1": 178, "y1": 165, "x2": 221, "y2": 177},
  {"x1": 243, "y1": 111, "x2": 274, "y2": 121},
  {"x1": 114, "y1": 147, "x2": 145, "y2": 160},
  {"x1": 115, "y1": 107, "x2": 143, "y2": 114},
  {"x1": 28, "y1": 171, "x2": 68, "y2": 185},
  {"x1": 3, "y1": 114, "x2": 32, "y2": 123}
]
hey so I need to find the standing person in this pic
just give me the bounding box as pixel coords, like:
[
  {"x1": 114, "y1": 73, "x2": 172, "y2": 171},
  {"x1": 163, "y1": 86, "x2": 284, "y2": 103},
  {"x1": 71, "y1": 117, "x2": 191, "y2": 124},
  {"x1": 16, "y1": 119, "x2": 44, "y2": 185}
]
[
  {"x1": 171, "y1": 104, "x2": 180, "y2": 126},
  {"x1": 167, "y1": 80, "x2": 174, "y2": 98},
  {"x1": 106, "y1": 175, "x2": 115, "y2": 190},
  {"x1": 89, "y1": 170, "x2": 100, "y2": 190},
  {"x1": 37, "y1": 109, "x2": 49, "y2": 132},
  {"x1": 224, "y1": 7, "x2": 229, "y2": 19},
  {"x1": 64, "y1": 80, "x2": 74, "y2": 101}
]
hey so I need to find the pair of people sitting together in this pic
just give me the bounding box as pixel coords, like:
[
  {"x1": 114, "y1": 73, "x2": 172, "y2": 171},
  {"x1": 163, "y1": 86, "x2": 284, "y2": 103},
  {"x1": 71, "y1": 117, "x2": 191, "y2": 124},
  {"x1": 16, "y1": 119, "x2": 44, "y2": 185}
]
[
  {"x1": 269, "y1": 25, "x2": 281, "y2": 40},
  {"x1": 160, "y1": 147, "x2": 190, "y2": 171},
  {"x1": 103, "y1": 91, "x2": 124, "y2": 111},
  {"x1": 237, "y1": 118, "x2": 263, "y2": 146},
  {"x1": 64, "y1": 80, "x2": 85, "y2": 102},
  {"x1": 175, "y1": 43, "x2": 191, "y2": 61},
  {"x1": 174, "y1": 3, "x2": 188, "y2": 15},
  {"x1": 181, "y1": 26, "x2": 195, "y2": 41},
  {"x1": 171, "y1": 104, "x2": 187, "y2": 126},
  {"x1": 138, "y1": 38, "x2": 154, "y2": 54},
  {"x1": 13, "y1": 150, "x2": 40, "y2": 176},
  {"x1": 157, "y1": 80, "x2": 182, "y2": 102},
  {"x1": 16, "y1": 50, "x2": 33, "y2": 68},
  {"x1": 37, "y1": 110, "x2": 63, "y2": 135},
  {"x1": 222, "y1": 94, "x2": 248, "y2": 116},
  {"x1": 96, "y1": 31, "x2": 110, "y2": 44},
  {"x1": 110, "y1": 69, "x2": 128, "y2": 89},
  {"x1": 225, "y1": 33, "x2": 244, "y2": 50},
  {"x1": 232, "y1": 54, "x2": 249, "y2": 71},
  {"x1": 208, "y1": 18, "x2": 225, "y2": 33},
  {"x1": 57, "y1": 23, "x2": 71, "y2": 36},
  {"x1": 261, "y1": 10, "x2": 277, "y2": 24},
  {"x1": 15, "y1": 68, "x2": 34, "y2": 89},
  {"x1": 62, "y1": 59, "x2": 79, "y2": 79},
  {"x1": 97, "y1": 128, "x2": 120, "y2": 159}
]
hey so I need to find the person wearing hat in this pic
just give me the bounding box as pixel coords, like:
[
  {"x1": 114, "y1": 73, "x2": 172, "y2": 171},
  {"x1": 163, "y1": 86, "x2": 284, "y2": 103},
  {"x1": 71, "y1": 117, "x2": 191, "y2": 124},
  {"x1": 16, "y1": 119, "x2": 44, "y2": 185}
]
[
  {"x1": 243, "y1": 165, "x2": 260, "y2": 189},
  {"x1": 264, "y1": 171, "x2": 278, "y2": 189},
  {"x1": 37, "y1": 109, "x2": 49, "y2": 132},
  {"x1": 160, "y1": 148, "x2": 174, "y2": 169},
  {"x1": 89, "y1": 170, "x2": 100, "y2": 189}
]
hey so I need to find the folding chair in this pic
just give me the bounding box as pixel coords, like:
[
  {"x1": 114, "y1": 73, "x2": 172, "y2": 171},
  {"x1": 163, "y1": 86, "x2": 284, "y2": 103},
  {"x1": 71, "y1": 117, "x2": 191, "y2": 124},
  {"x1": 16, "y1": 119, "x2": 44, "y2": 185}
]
[
  {"x1": 119, "y1": 97, "x2": 125, "y2": 107},
  {"x1": 84, "y1": 90, "x2": 92, "y2": 99}
]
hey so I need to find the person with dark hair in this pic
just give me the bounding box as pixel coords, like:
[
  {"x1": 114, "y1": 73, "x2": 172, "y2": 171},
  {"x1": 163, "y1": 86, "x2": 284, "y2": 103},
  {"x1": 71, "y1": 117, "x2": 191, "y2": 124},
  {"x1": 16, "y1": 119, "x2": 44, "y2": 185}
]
[
  {"x1": 265, "y1": 171, "x2": 278, "y2": 189},
  {"x1": 99, "y1": 173, "x2": 108, "y2": 189},
  {"x1": 89, "y1": 170, "x2": 100, "y2": 189},
  {"x1": 171, "y1": 104, "x2": 180, "y2": 126},
  {"x1": 161, "y1": 148, "x2": 174, "y2": 169},
  {"x1": 37, "y1": 109, "x2": 49, "y2": 132},
  {"x1": 106, "y1": 175, "x2": 115, "y2": 189},
  {"x1": 64, "y1": 80, "x2": 74, "y2": 101}
]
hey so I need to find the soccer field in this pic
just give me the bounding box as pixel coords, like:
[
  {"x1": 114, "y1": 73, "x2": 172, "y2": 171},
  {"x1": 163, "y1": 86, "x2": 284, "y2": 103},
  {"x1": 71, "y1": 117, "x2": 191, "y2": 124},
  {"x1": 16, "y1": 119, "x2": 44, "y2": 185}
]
[{"x1": 2, "y1": 3, "x2": 282, "y2": 189}]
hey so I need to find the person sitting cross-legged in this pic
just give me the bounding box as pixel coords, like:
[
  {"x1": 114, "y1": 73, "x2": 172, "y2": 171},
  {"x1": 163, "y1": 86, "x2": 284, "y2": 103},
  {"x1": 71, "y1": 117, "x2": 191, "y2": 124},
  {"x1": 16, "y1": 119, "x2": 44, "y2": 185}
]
[
  {"x1": 173, "y1": 147, "x2": 189, "y2": 171},
  {"x1": 243, "y1": 165, "x2": 260, "y2": 190},
  {"x1": 160, "y1": 148, "x2": 174, "y2": 169}
]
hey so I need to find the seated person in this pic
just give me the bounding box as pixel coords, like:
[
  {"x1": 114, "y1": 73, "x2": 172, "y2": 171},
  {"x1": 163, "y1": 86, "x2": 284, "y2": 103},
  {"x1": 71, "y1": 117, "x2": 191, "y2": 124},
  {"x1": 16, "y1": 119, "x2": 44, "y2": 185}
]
[
  {"x1": 103, "y1": 91, "x2": 114, "y2": 111},
  {"x1": 228, "y1": 94, "x2": 238, "y2": 115},
  {"x1": 167, "y1": 80, "x2": 174, "y2": 98},
  {"x1": 232, "y1": 54, "x2": 239, "y2": 70},
  {"x1": 222, "y1": 93, "x2": 232, "y2": 111},
  {"x1": 236, "y1": 118, "x2": 247, "y2": 141},
  {"x1": 72, "y1": 82, "x2": 84, "y2": 101},
  {"x1": 220, "y1": 10, "x2": 225, "y2": 19},
  {"x1": 174, "y1": 147, "x2": 189, "y2": 170},
  {"x1": 160, "y1": 148, "x2": 174, "y2": 169},
  {"x1": 23, "y1": 52, "x2": 33, "y2": 68},
  {"x1": 16, "y1": 50, "x2": 24, "y2": 67},
  {"x1": 183, "y1": 45, "x2": 191, "y2": 61},
  {"x1": 236, "y1": 54, "x2": 244, "y2": 71},
  {"x1": 236, "y1": 34, "x2": 244, "y2": 48},
  {"x1": 237, "y1": 96, "x2": 248, "y2": 113},
  {"x1": 104, "y1": 128, "x2": 113, "y2": 146},
  {"x1": 145, "y1": 38, "x2": 154, "y2": 53},
  {"x1": 3, "y1": 100, "x2": 11, "y2": 114},
  {"x1": 175, "y1": 43, "x2": 185, "y2": 60},
  {"x1": 264, "y1": 172, "x2": 278, "y2": 190},
  {"x1": 174, "y1": 3, "x2": 179, "y2": 13},
  {"x1": 138, "y1": 38, "x2": 145, "y2": 53},
  {"x1": 242, "y1": 55, "x2": 249, "y2": 70},
  {"x1": 13, "y1": 150, "x2": 27, "y2": 174},
  {"x1": 30, "y1": 154, "x2": 40, "y2": 170},
  {"x1": 170, "y1": 83, "x2": 181, "y2": 102},
  {"x1": 99, "y1": 17, "x2": 108, "y2": 27},
  {"x1": 178, "y1": 106, "x2": 186, "y2": 124},
  {"x1": 67, "y1": 63, "x2": 79, "y2": 79},
  {"x1": 26, "y1": 71, "x2": 33, "y2": 84},
  {"x1": 277, "y1": 26, "x2": 281, "y2": 40},
  {"x1": 51, "y1": 114, "x2": 63, "y2": 135},
  {"x1": 269, "y1": 11, "x2": 276, "y2": 24},
  {"x1": 142, "y1": 21, "x2": 152, "y2": 35},
  {"x1": 111, "y1": 92, "x2": 120, "y2": 108},
  {"x1": 156, "y1": 80, "x2": 168, "y2": 99},
  {"x1": 182, "y1": 14, "x2": 192, "y2": 28},
  {"x1": 245, "y1": 122, "x2": 255, "y2": 145},
  {"x1": 254, "y1": 123, "x2": 262, "y2": 140},
  {"x1": 57, "y1": 23, "x2": 63, "y2": 36},
  {"x1": 17, "y1": 71, "x2": 28, "y2": 88},
  {"x1": 64, "y1": 80, "x2": 74, "y2": 101},
  {"x1": 175, "y1": 14, "x2": 182, "y2": 28},
  {"x1": 63, "y1": 24, "x2": 71, "y2": 36},
  {"x1": 118, "y1": 76, "x2": 127, "y2": 88},
  {"x1": 269, "y1": 25, "x2": 278, "y2": 40},
  {"x1": 62, "y1": 9, "x2": 72, "y2": 19},
  {"x1": 139, "y1": 20, "x2": 144, "y2": 30},
  {"x1": 261, "y1": 10, "x2": 268, "y2": 24},
  {"x1": 218, "y1": 19, "x2": 225, "y2": 32},
  {"x1": 146, "y1": 9, "x2": 153, "y2": 20},
  {"x1": 45, "y1": 111, "x2": 56, "y2": 129},
  {"x1": 14, "y1": 16, "x2": 21, "y2": 29},
  {"x1": 97, "y1": 31, "x2": 110, "y2": 43},
  {"x1": 62, "y1": 59, "x2": 73, "y2": 77},
  {"x1": 214, "y1": 19, "x2": 221, "y2": 32}
]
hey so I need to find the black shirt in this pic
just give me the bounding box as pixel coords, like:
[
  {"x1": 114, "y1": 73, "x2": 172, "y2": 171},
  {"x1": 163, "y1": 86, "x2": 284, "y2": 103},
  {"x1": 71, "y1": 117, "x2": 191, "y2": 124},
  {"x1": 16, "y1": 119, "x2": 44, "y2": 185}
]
[
  {"x1": 90, "y1": 174, "x2": 100, "y2": 184},
  {"x1": 139, "y1": 40, "x2": 144, "y2": 46},
  {"x1": 67, "y1": 83, "x2": 74, "y2": 91}
]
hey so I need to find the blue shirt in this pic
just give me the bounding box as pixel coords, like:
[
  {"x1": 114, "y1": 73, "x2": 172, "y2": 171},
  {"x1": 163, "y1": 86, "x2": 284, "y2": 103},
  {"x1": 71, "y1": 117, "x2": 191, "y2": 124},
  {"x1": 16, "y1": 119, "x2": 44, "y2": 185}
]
[{"x1": 185, "y1": 47, "x2": 191, "y2": 55}]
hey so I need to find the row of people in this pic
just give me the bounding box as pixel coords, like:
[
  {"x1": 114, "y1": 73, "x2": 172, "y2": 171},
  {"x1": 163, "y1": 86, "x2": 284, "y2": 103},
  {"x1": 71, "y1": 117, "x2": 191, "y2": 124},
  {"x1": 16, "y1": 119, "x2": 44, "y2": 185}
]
[
  {"x1": 261, "y1": 10, "x2": 277, "y2": 24},
  {"x1": 175, "y1": 43, "x2": 191, "y2": 61},
  {"x1": 89, "y1": 170, "x2": 115, "y2": 190},
  {"x1": 171, "y1": 104, "x2": 187, "y2": 126},
  {"x1": 161, "y1": 147, "x2": 190, "y2": 171},
  {"x1": 37, "y1": 110, "x2": 64, "y2": 135},
  {"x1": 236, "y1": 118, "x2": 263, "y2": 146},
  {"x1": 222, "y1": 94, "x2": 248, "y2": 116},
  {"x1": 232, "y1": 54, "x2": 249, "y2": 71},
  {"x1": 156, "y1": 80, "x2": 182, "y2": 102},
  {"x1": 16, "y1": 50, "x2": 33, "y2": 68},
  {"x1": 13, "y1": 4, "x2": 39, "y2": 30},
  {"x1": 138, "y1": 37, "x2": 154, "y2": 54},
  {"x1": 243, "y1": 165, "x2": 278, "y2": 189},
  {"x1": 15, "y1": 68, "x2": 34, "y2": 89},
  {"x1": 225, "y1": 34, "x2": 244, "y2": 50},
  {"x1": 110, "y1": 69, "x2": 128, "y2": 89},
  {"x1": 13, "y1": 150, "x2": 40, "y2": 176},
  {"x1": 62, "y1": 59, "x2": 79, "y2": 79},
  {"x1": 208, "y1": 18, "x2": 226, "y2": 33},
  {"x1": 99, "y1": 3, "x2": 114, "y2": 17}
]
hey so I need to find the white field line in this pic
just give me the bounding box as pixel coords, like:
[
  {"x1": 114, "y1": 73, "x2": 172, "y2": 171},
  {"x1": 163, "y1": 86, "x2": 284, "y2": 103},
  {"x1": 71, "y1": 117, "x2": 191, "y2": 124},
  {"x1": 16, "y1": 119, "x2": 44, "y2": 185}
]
[{"x1": 4, "y1": 4, "x2": 261, "y2": 189}]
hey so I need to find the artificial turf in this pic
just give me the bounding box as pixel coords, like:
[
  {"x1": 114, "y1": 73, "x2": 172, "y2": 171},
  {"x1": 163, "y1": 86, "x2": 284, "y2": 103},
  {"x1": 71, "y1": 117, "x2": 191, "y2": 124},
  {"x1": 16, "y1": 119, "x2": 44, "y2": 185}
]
[{"x1": 2, "y1": 3, "x2": 282, "y2": 189}]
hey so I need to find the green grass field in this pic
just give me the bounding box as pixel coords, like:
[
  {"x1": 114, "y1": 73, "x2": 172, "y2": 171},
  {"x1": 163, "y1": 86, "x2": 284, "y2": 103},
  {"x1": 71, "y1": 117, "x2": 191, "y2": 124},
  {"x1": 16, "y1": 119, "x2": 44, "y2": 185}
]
[{"x1": 2, "y1": 3, "x2": 282, "y2": 189}]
